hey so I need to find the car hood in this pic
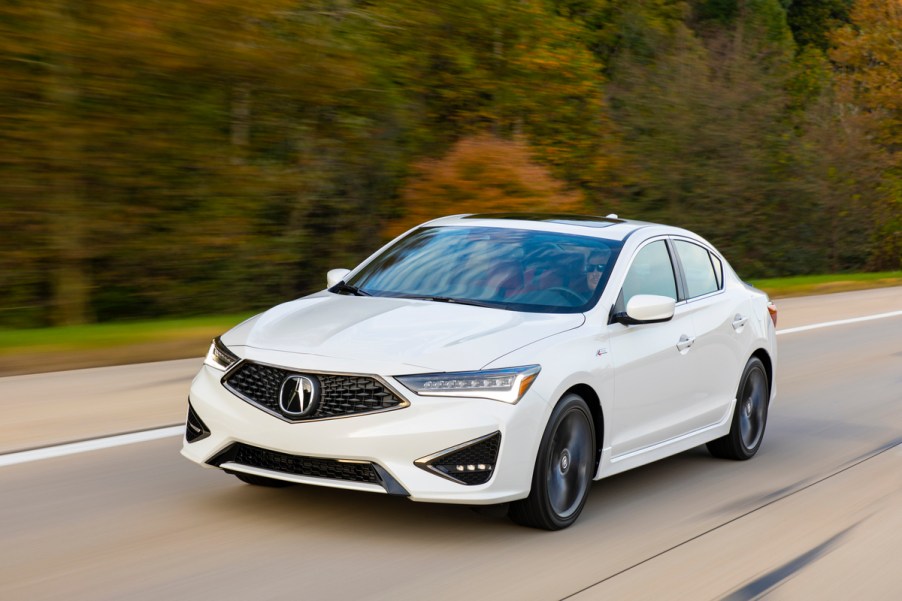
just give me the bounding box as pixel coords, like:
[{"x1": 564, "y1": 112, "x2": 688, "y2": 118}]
[{"x1": 223, "y1": 292, "x2": 584, "y2": 373}]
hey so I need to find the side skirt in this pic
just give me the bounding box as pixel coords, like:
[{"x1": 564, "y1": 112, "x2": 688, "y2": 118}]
[{"x1": 594, "y1": 406, "x2": 734, "y2": 480}]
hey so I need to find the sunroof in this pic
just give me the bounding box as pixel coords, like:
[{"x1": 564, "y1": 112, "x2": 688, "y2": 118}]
[{"x1": 462, "y1": 213, "x2": 624, "y2": 228}]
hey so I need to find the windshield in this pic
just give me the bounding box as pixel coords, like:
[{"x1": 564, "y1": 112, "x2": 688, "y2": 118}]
[{"x1": 345, "y1": 226, "x2": 622, "y2": 313}]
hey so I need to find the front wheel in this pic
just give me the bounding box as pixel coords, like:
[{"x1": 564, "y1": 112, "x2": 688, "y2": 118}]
[
  {"x1": 509, "y1": 393, "x2": 595, "y2": 530},
  {"x1": 707, "y1": 357, "x2": 769, "y2": 460}
]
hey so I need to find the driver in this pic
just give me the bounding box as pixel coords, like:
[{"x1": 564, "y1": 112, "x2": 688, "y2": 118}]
[{"x1": 585, "y1": 249, "x2": 611, "y2": 292}]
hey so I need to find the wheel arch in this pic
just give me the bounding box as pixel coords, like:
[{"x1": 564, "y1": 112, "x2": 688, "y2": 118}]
[
  {"x1": 562, "y1": 383, "x2": 604, "y2": 472},
  {"x1": 750, "y1": 348, "x2": 773, "y2": 399}
]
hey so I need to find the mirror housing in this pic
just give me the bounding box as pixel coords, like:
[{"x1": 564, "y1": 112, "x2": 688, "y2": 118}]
[
  {"x1": 613, "y1": 294, "x2": 675, "y2": 325},
  {"x1": 326, "y1": 268, "x2": 351, "y2": 289}
]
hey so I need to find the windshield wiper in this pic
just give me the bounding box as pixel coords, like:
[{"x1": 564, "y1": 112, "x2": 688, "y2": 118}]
[
  {"x1": 409, "y1": 295, "x2": 497, "y2": 308},
  {"x1": 331, "y1": 281, "x2": 371, "y2": 296}
]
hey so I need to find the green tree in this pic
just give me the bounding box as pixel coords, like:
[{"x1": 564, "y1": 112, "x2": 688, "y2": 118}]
[
  {"x1": 1, "y1": 0, "x2": 897, "y2": 329},
  {"x1": 366, "y1": 0, "x2": 622, "y2": 193},
  {"x1": 829, "y1": 0, "x2": 902, "y2": 268},
  {"x1": 786, "y1": 0, "x2": 852, "y2": 51},
  {"x1": 604, "y1": 0, "x2": 816, "y2": 276},
  {"x1": 0, "y1": 1, "x2": 399, "y2": 324}
]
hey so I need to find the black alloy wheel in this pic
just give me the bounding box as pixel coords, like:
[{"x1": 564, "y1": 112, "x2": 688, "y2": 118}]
[
  {"x1": 509, "y1": 393, "x2": 595, "y2": 530},
  {"x1": 707, "y1": 356, "x2": 770, "y2": 460}
]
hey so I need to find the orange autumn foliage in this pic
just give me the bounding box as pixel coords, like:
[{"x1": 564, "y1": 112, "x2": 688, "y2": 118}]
[
  {"x1": 830, "y1": 0, "x2": 902, "y2": 148},
  {"x1": 386, "y1": 135, "x2": 586, "y2": 238}
]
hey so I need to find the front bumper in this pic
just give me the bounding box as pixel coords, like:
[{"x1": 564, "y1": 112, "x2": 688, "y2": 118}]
[{"x1": 181, "y1": 364, "x2": 546, "y2": 504}]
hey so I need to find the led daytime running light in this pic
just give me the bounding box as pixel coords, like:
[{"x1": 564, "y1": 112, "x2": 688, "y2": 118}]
[
  {"x1": 204, "y1": 337, "x2": 239, "y2": 371},
  {"x1": 397, "y1": 365, "x2": 540, "y2": 404},
  {"x1": 420, "y1": 375, "x2": 515, "y2": 391}
]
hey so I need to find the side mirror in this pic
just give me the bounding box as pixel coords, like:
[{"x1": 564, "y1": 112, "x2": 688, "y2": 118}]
[
  {"x1": 326, "y1": 268, "x2": 351, "y2": 288},
  {"x1": 613, "y1": 294, "x2": 675, "y2": 325}
]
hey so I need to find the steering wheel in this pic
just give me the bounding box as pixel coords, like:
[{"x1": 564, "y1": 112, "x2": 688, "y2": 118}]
[{"x1": 547, "y1": 287, "x2": 585, "y2": 305}]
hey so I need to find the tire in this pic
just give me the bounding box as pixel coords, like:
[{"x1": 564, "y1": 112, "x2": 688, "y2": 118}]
[
  {"x1": 233, "y1": 471, "x2": 295, "y2": 487},
  {"x1": 707, "y1": 357, "x2": 769, "y2": 460},
  {"x1": 509, "y1": 393, "x2": 595, "y2": 530}
]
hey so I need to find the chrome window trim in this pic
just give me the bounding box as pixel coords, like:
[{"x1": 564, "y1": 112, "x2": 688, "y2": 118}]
[
  {"x1": 670, "y1": 236, "x2": 726, "y2": 300},
  {"x1": 614, "y1": 235, "x2": 681, "y2": 307},
  {"x1": 682, "y1": 288, "x2": 726, "y2": 304}
]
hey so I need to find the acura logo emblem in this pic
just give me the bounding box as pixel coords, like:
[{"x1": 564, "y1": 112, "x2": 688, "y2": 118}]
[{"x1": 279, "y1": 375, "x2": 320, "y2": 417}]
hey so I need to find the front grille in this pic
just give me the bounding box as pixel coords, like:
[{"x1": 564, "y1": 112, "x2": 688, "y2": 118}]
[
  {"x1": 417, "y1": 432, "x2": 502, "y2": 486},
  {"x1": 210, "y1": 443, "x2": 380, "y2": 484},
  {"x1": 223, "y1": 361, "x2": 405, "y2": 421}
]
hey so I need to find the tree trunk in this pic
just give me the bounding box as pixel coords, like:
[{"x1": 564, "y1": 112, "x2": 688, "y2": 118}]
[
  {"x1": 47, "y1": 1, "x2": 90, "y2": 325},
  {"x1": 230, "y1": 83, "x2": 251, "y2": 165}
]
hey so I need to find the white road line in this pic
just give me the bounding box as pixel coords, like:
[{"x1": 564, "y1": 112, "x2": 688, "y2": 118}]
[
  {"x1": 0, "y1": 426, "x2": 183, "y2": 468},
  {"x1": 776, "y1": 310, "x2": 902, "y2": 336},
  {"x1": 2, "y1": 308, "x2": 900, "y2": 468}
]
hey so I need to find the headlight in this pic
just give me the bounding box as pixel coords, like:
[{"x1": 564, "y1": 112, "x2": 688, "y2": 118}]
[
  {"x1": 204, "y1": 336, "x2": 239, "y2": 371},
  {"x1": 396, "y1": 365, "x2": 540, "y2": 404}
]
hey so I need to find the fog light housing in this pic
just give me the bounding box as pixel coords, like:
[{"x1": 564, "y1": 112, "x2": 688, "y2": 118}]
[
  {"x1": 185, "y1": 400, "x2": 211, "y2": 443},
  {"x1": 415, "y1": 432, "x2": 501, "y2": 486}
]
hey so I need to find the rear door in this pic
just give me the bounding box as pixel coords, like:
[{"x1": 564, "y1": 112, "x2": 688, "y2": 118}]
[{"x1": 671, "y1": 238, "x2": 752, "y2": 430}]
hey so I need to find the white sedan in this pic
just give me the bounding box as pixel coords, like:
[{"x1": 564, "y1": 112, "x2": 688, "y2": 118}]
[{"x1": 182, "y1": 213, "x2": 777, "y2": 529}]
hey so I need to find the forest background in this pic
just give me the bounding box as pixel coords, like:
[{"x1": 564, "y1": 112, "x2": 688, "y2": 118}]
[{"x1": 1, "y1": 0, "x2": 899, "y2": 328}]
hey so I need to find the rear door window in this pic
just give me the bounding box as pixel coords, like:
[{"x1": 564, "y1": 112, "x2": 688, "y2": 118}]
[{"x1": 674, "y1": 240, "x2": 719, "y2": 299}]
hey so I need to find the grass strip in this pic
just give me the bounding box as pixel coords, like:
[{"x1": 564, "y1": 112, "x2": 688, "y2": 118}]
[
  {"x1": 749, "y1": 271, "x2": 902, "y2": 298},
  {"x1": 0, "y1": 313, "x2": 255, "y2": 356}
]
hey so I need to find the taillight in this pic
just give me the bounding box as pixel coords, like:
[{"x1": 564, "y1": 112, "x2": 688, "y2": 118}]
[{"x1": 767, "y1": 301, "x2": 777, "y2": 327}]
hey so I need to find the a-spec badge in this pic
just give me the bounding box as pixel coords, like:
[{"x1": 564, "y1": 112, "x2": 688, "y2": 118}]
[{"x1": 278, "y1": 375, "x2": 321, "y2": 418}]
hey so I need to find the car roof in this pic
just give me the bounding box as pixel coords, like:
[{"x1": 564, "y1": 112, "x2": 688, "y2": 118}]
[{"x1": 421, "y1": 213, "x2": 684, "y2": 242}]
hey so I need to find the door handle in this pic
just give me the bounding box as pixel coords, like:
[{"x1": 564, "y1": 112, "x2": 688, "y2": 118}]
[
  {"x1": 676, "y1": 334, "x2": 695, "y2": 352},
  {"x1": 732, "y1": 314, "x2": 749, "y2": 331}
]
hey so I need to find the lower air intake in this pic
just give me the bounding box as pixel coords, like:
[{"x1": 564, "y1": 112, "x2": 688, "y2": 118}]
[
  {"x1": 208, "y1": 443, "x2": 409, "y2": 496},
  {"x1": 210, "y1": 443, "x2": 378, "y2": 483}
]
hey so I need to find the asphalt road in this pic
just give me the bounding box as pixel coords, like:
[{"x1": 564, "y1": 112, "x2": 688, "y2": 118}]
[{"x1": 1, "y1": 287, "x2": 900, "y2": 600}]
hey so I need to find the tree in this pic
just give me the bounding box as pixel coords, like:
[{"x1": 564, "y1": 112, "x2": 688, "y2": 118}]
[
  {"x1": 1, "y1": 0, "x2": 896, "y2": 329},
  {"x1": 0, "y1": 1, "x2": 396, "y2": 324},
  {"x1": 794, "y1": 92, "x2": 889, "y2": 271},
  {"x1": 386, "y1": 134, "x2": 584, "y2": 237},
  {"x1": 830, "y1": 0, "x2": 902, "y2": 268},
  {"x1": 603, "y1": 0, "x2": 821, "y2": 276},
  {"x1": 786, "y1": 0, "x2": 853, "y2": 51},
  {"x1": 366, "y1": 0, "x2": 622, "y2": 194},
  {"x1": 830, "y1": 0, "x2": 902, "y2": 147}
]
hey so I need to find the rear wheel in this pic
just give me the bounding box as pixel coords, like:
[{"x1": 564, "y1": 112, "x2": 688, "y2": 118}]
[
  {"x1": 509, "y1": 393, "x2": 595, "y2": 530},
  {"x1": 707, "y1": 357, "x2": 769, "y2": 460},
  {"x1": 232, "y1": 472, "x2": 295, "y2": 487}
]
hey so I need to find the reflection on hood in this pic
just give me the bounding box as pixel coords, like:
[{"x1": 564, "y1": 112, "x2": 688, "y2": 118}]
[{"x1": 223, "y1": 292, "x2": 584, "y2": 371}]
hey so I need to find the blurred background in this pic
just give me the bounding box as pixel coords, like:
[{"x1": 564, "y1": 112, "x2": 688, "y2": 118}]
[
  {"x1": 2, "y1": 5, "x2": 900, "y2": 596},
  {"x1": 0, "y1": 0, "x2": 899, "y2": 332}
]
